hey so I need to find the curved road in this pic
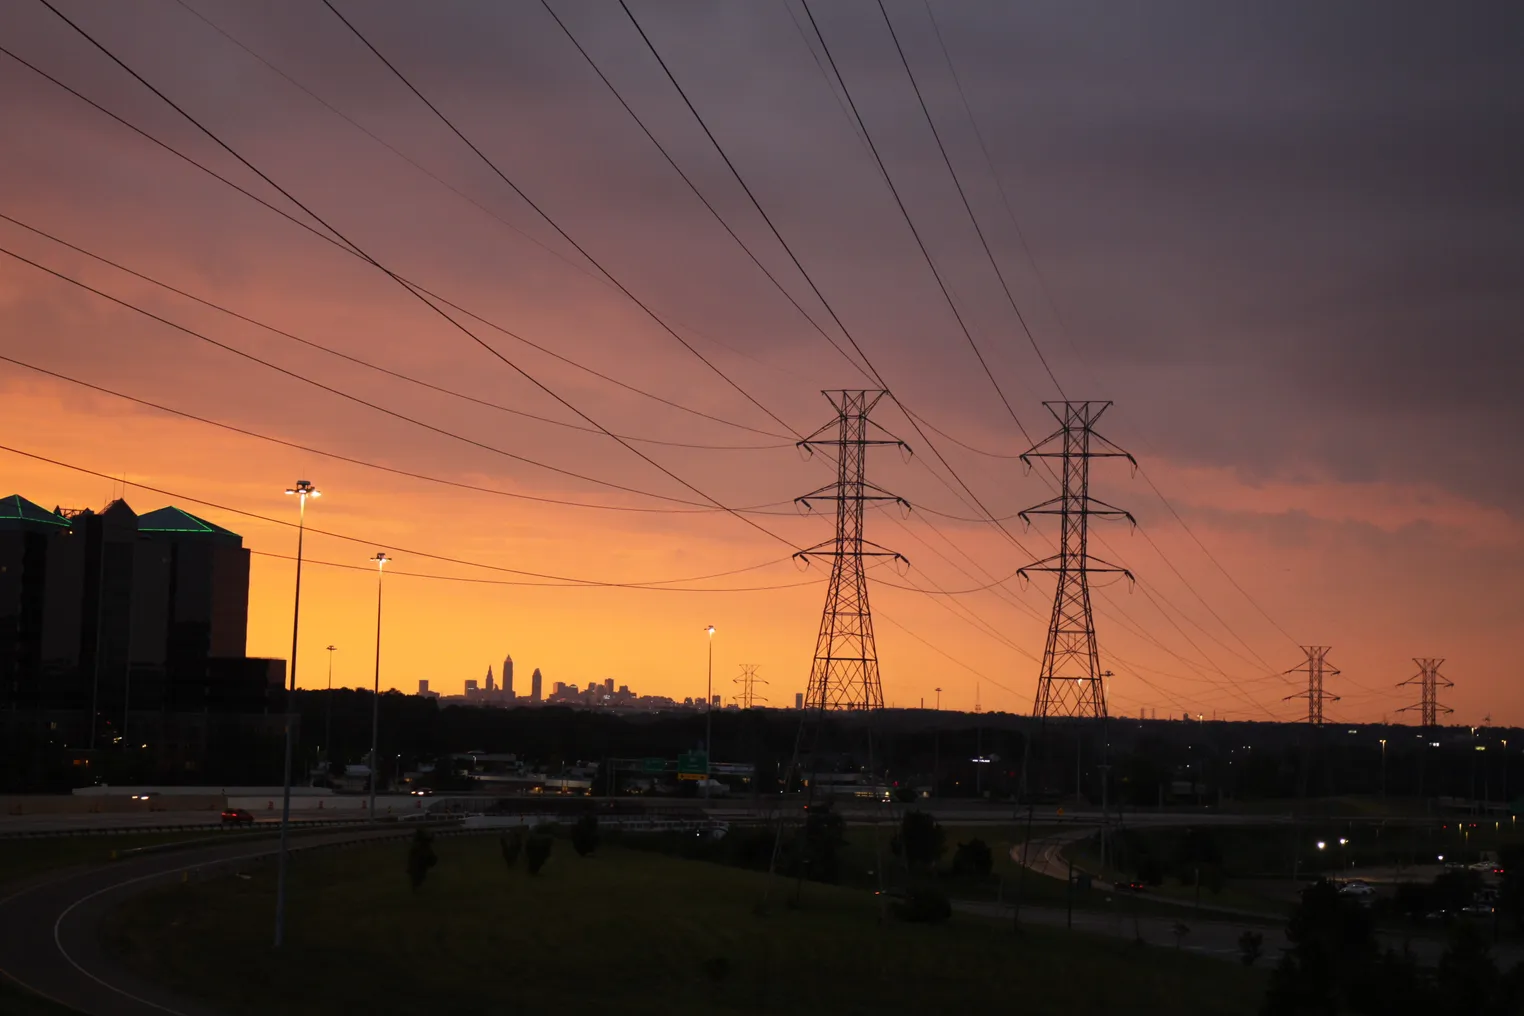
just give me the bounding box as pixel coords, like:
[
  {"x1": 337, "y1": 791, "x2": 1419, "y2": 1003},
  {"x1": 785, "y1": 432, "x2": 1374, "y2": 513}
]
[{"x1": 0, "y1": 827, "x2": 408, "y2": 1015}]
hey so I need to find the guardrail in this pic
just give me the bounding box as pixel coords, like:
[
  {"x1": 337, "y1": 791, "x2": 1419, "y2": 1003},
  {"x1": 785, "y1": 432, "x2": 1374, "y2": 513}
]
[{"x1": 0, "y1": 816, "x2": 368, "y2": 842}]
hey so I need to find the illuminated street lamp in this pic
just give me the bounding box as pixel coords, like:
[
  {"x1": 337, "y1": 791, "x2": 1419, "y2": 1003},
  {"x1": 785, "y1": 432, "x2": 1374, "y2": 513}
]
[
  {"x1": 368, "y1": 552, "x2": 390, "y2": 821},
  {"x1": 275, "y1": 479, "x2": 319, "y2": 949},
  {"x1": 1316, "y1": 841, "x2": 1326, "y2": 851},
  {"x1": 1379, "y1": 738, "x2": 1387, "y2": 799}
]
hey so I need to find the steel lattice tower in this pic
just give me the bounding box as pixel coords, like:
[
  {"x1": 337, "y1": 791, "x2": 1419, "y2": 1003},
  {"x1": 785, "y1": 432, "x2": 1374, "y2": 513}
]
[
  {"x1": 733, "y1": 664, "x2": 767, "y2": 709},
  {"x1": 1397, "y1": 657, "x2": 1453, "y2": 728},
  {"x1": 1283, "y1": 646, "x2": 1340, "y2": 725},
  {"x1": 1017, "y1": 401, "x2": 1134, "y2": 720},
  {"x1": 795, "y1": 390, "x2": 907, "y2": 712}
]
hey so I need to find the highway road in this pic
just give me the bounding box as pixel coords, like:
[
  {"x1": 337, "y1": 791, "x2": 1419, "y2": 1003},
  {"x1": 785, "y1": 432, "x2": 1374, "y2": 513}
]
[{"x1": 0, "y1": 827, "x2": 409, "y2": 1015}]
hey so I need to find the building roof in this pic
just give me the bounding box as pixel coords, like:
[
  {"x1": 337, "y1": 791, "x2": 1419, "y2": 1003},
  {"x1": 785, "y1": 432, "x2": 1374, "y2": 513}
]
[
  {"x1": 136, "y1": 506, "x2": 241, "y2": 542},
  {"x1": 0, "y1": 494, "x2": 72, "y2": 529}
]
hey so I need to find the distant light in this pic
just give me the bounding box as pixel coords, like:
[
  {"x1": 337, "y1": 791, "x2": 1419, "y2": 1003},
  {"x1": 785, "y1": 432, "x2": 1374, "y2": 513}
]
[
  {"x1": 971, "y1": 756, "x2": 991, "y2": 764},
  {"x1": 1338, "y1": 838, "x2": 1348, "y2": 846},
  {"x1": 1430, "y1": 742, "x2": 1441, "y2": 748},
  {"x1": 1438, "y1": 855, "x2": 1445, "y2": 862},
  {"x1": 1316, "y1": 841, "x2": 1326, "y2": 850}
]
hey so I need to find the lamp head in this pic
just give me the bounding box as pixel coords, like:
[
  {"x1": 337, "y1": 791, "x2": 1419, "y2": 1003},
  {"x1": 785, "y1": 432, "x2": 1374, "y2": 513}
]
[
  {"x1": 705, "y1": 625, "x2": 716, "y2": 636},
  {"x1": 372, "y1": 551, "x2": 391, "y2": 568}
]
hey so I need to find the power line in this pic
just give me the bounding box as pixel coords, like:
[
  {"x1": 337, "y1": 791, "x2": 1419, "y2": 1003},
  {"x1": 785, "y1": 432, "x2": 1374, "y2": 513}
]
[
  {"x1": 0, "y1": 41, "x2": 788, "y2": 440},
  {"x1": 317, "y1": 0, "x2": 801, "y2": 441},
  {"x1": 0, "y1": 211, "x2": 790, "y2": 453},
  {"x1": 0, "y1": 440, "x2": 804, "y2": 590},
  {"x1": 251, "y1": 550, "x2": 822, "y2": 594},
  {"x1": 34, "y1": 0, "x2": 800, "y2": 551},
  {"x1": 800, "y1": 1, "x2": 1040, "y2": 447},
  {"x1": 0, "y1": 243, "x2": 742, "y2": 511},
  {"x1": 539, "y1": 0, "x2": 872, "y2": 383},
  {"x1": 876, "y1": 0, "x2": 1064, "y2": 398},
  {"x1": 0, "y1": 353, "x2": 804, "y2": 517}
]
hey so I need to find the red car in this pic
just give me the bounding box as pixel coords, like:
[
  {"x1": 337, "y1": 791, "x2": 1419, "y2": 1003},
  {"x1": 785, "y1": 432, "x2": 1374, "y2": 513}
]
[{"x1": 220, "y1": 808, "x2": 255, "y2": 825}]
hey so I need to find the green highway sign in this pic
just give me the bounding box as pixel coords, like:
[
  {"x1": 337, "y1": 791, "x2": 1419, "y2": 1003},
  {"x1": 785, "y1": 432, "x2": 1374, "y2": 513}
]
[
  {"x1": 677, "y1": 751, "x2": 708, "y2": 776},
  {"x1": 641, "y1": 758, "x2": 665, "y2": 774}
]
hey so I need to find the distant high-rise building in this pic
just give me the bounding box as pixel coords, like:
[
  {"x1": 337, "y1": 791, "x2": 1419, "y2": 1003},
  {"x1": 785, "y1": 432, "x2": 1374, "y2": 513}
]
[
  {"x1": 465, "y1": 679, "x2": 479, "y2": 694},
  {"x1": 711, "y1": 693, "x2": 721, "y2": 707},
  {"x1": 552, "y1": 681, "x2": 565, "y2": 697},
  {"x1": 503, "y1": 654, "x2": 514, "y2": 698},
  {"x1": 485, "y1": 665, "x2": 495, "y2": 693},
  {"x1": 531, "y1": 667, "x2": 542, "y2": 702},
  {"x1": 419, "y1": 679, "x2": 429, "y2": 694},
  {"x1": 604, "y1": 677, "x2": 614, "y2": 692},
  {"x1": 794, "y1": 692, "x2": 804, "y2": 709}
]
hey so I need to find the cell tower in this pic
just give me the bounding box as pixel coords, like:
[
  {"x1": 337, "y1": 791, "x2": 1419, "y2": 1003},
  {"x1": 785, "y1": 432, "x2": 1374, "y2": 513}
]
[
  {"x1": 734, "y1": 664, "x2": 768, "y2": 709},
  {"x1": 1397, "y1": 658, "x2": 1453, "y2": 728},
  {"x1": 1017, "y1": 401, "x2": 1135, "y2": 719},
  {"x1": 1283, "y1": 646, "x2": 1340, "y2": 725},
  {"x1": 795, "y1": 390, "x2": 907, "y2": 712}
]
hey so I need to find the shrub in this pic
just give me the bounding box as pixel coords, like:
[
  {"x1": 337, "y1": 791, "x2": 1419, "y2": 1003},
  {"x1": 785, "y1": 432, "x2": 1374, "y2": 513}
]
[
  {"x1": 499, "y1": 830, "x2": 523, "y2": 868},
  {"x1": 572, "y1": 814, "x2": 600, "y2": 857},
  {"x1": 892, "y1": 886, "x2": 952, "y2": 923},
  {"x1": 1239, "y1": 930, "x2": 1264, "y2": 967},
  {"x1": 951, "y1": 838, "x2": 994, "y2": 877},
  {"x1": 406, "y1": 828, "x2": 437, "y2": 890},
  {"x1": 525, "y1": 833, "x2": 554, "y2": 875}
]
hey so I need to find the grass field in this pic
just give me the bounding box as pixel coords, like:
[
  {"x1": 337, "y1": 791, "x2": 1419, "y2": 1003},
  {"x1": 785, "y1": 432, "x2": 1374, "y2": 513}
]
[
  {"x1": 0, "y1": 977, "x2": 79, "y2": 1016},
  {"x1": 103, "y1": 832, "x2": 1266, "y2": 1015}
]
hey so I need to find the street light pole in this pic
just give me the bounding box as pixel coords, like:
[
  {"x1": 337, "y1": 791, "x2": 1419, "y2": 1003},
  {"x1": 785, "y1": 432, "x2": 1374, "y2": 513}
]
[
  {"x1": 368, "y1": 552, "x2": 390, "y2": 822},
  {"x1": 275, "y1": 479, "x2": 319, "y2": 949},
  {"x1": 1380, "y1": 738, "x2": 1387, "y2": 800},
  {"x1": 704, "y1": 625, "x2": 715, "y2": 800},
  {"x1": 324, "y1": 645, "x2": 337, "y2": 770}
]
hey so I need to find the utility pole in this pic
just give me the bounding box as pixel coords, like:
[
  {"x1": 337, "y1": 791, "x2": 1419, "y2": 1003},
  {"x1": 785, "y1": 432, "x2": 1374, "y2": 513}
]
[
  {"x1": 934, "y1": 687, "x2": 941, "y2": 711},
  {"x1": 1397, "y1": 658, "x2": 1453, "y2": 729},
  {"x1": 1283, "y1": 646, "x2": 1340, "y2": 725},
  {"x1": 368, "y1": 552, "x2": 389, "y2": 822},
  {"x1": 734, "y1": 664, "x2": 767, "y2": 709},
  {"x1": 767, "y1": 390, "x2": 907, "y2": 900}
]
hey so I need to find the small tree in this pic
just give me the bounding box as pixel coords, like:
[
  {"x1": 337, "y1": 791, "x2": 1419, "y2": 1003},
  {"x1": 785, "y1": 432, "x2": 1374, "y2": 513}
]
[
  {"x1": 891, "y1": 886, "x2": 952, "y2": 924},
  {"x1": 1238, "y1": 930, "x2": 1264, "y2": 967},
  {"x1": 406, "y1": 828, "x2": 437, "y2": 891},
  {"x1": 572, "y1": 814, "x2": 600, "y2": 857},
  {"x1": 500, "y1": 830, "x2": 523, "y2": 868},
  {"x1": 525, "y1": 832, "x2": 554, "y2": 875},
  {"x1": 898, "y1": 810, "x2": 945, "y2": 872}
]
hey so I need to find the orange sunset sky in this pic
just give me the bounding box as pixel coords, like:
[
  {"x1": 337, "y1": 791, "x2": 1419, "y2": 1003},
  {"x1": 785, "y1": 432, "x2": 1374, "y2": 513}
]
[{"x1": 2, "y1": 2, "x2": 1519, "y2": 722}]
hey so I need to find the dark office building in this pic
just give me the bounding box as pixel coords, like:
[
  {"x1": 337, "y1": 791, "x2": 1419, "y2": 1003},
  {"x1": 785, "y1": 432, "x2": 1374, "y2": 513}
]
[
  {"x1": 0, "y1": 495, "x2": 280, "y2": 727},
  {"x1": 0, "y1": 495, "x2": 85, "y2": 709}
]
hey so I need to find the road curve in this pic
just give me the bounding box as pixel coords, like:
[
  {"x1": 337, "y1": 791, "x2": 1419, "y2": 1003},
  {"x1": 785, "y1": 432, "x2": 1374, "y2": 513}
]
[{"x1": 0, "y1": 827, "x2": 408, "y2": 1015}]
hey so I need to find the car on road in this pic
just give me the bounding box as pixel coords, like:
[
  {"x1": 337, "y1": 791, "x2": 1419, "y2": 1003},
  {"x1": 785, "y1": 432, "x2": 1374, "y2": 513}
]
[
  {"x1": 410, "y1": 788, "x2": 433, "y2": 797},
  {"x1": 1338, "y1": 881, "x2": 1376, "y2": 899},
  {"x1": 1114, "y1": 880, "x2": 1147, "y2": 893},
  {"x1": 220, "y1": 808, "x2": 255, "y2": 825}
]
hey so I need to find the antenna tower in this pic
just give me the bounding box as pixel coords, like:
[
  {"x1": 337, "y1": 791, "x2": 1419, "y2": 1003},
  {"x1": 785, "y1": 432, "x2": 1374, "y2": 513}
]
[
  {"x1": 1397, "y1": 657, "x2": 1453, "y2": 728},
  {"x1": 734, "y1": 664, "x2": 768, "y2": 709},
  {"x1": 1017, "y1": 401, "x2": 1135, "y2": 719},
  {"x1": 1283, "y1": 646, "x2": 1340, "y2": 724}
]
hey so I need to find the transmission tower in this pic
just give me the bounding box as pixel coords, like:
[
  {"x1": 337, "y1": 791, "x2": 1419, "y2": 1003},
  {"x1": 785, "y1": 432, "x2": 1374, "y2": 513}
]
[
  {"x1": 766, "y1": 391, "x2": 906, "y2": 908},
  {"x1": 1017, "y1": 401, "x2": 1135, "y2": 719},
  {"x1": 1283, "y1": 646, "x2": 1340, "y2": 725},
  {"x1": 734, "y1": 664, "x2": 768, "y2": 709},
  {"x1": 795, "y1": 390, "x2": 908, "y2": 712},
  {"x1": 1397, "y1": 658, "x2": 1453, "y2": 728}
]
